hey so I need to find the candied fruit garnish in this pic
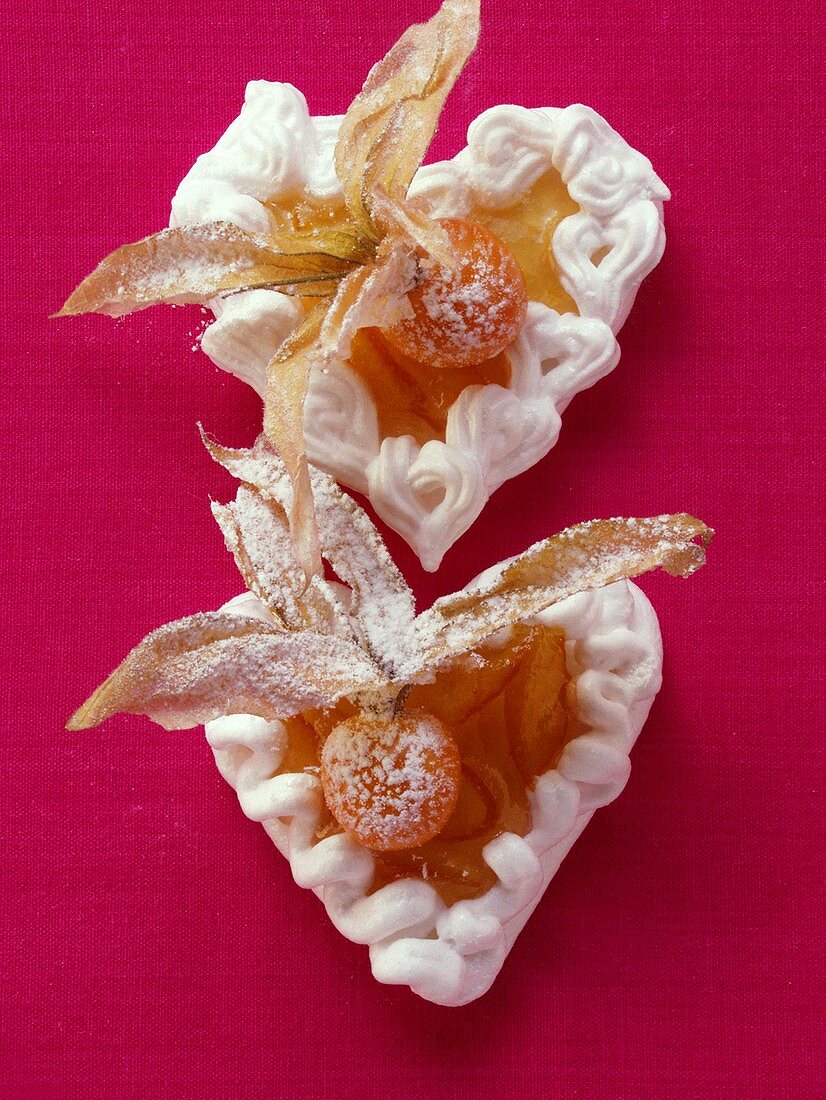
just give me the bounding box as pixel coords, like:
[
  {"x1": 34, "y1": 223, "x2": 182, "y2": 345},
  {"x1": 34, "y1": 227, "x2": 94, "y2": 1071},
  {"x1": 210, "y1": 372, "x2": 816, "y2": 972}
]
[
  {"x1": 320, "y1": 710, "x2": 462, "y2": 851},
  {"x1": 383, "y1": 217, "x2": 528, "y2": 370}
]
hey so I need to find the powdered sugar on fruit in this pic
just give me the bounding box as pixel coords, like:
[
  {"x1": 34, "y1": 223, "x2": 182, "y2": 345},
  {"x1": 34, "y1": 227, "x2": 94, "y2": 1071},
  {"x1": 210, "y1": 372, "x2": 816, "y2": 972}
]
[{"x1": 320, "y1": 710, "x2": 462, "y2": 851}]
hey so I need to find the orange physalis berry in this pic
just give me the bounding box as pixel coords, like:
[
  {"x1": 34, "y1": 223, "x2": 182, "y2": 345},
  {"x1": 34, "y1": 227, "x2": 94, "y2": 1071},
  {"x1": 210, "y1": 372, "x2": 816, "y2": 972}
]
[
  {"x1": 320, "y1": 710, "x2": 462, "y2": 852},
  {"x1": 383, "y1": 217, "x2": 529, "y2": 370}
]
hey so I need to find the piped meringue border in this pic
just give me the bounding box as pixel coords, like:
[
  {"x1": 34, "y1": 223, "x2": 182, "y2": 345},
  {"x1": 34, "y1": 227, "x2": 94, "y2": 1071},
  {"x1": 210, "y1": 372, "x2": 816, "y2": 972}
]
[
  {"x1": 171, "y1": 83, "x2": 669, "y2": 571},
  {"x1": 205, "y1": 578, "x2": 662, "y2": 1007}
]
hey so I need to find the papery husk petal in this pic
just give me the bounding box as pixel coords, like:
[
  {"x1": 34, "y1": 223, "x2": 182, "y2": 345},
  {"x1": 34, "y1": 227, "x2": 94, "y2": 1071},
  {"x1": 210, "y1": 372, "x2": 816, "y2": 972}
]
[
  {"x1": 264, "y1": 225, "x2": 375, "y2": 266},
  {"x1": 263, "y1": 304, "x2": 329, "y2": 583},
  {"x1": 201, "y1": 430, "x2": 416, "y2": 675},
  {"x1": 369, "y1": 187, "x2": 457, "y2": 270},
  {"x1": 306, "y1": 472, "x2": 415, "y2": 674},
  {"x1": 56, "y1": 222, "x2": 358, "y2": 318},
  {"x1": 67, "y1": 612, "x2": 387, "y2": 731},
  {"x1": 200, "y1": 428, "x2": 292, "y2": 507},
  {"x1": 320, "y1": 246, "x2": 416, "y2": 360},
  {"x1": 407, "y1": 515, "x2": 713, "y2": 672},
  {"x1": 334, "y1": 0, "x2": 481, "y2": 240},
  {"x1": 211, "y1": 487, "x2": 351, "y2": 636},
  {"x1": 211, "y1": 491, "x2": 300, "y2": 624}
]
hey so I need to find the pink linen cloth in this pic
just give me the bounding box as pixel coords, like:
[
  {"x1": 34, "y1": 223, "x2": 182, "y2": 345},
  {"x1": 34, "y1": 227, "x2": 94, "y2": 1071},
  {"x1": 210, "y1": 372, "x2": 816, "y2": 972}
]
[{"x1": 1, "y1": 1, "x2": 823, "y2": 1096}]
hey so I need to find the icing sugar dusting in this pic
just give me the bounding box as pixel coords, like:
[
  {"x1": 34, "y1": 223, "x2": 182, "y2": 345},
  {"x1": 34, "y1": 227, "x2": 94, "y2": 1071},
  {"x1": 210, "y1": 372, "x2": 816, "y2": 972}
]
[
  {"x1": 419, "y1": 235, "x2": 509, "y2": 351},
  {"x1": 127, "y1": 223, "x2": 262, "y2": 300},
  {"x1": 202, "y1": 429, "x2": 416, "y2": 673}
]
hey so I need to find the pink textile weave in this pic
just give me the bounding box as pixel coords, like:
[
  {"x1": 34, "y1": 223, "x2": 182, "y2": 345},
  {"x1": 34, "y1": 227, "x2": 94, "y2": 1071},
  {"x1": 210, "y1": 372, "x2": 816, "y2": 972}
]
[{"x1": 1, "y1": 1, "x2": 823, "y2": 1096}]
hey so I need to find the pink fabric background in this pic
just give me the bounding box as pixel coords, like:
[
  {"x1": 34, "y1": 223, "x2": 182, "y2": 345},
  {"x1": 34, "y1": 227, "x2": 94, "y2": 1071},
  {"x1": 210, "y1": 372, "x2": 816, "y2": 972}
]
[{"x1": 2, "y1": 1, "x2": 823, "y2": 1096}]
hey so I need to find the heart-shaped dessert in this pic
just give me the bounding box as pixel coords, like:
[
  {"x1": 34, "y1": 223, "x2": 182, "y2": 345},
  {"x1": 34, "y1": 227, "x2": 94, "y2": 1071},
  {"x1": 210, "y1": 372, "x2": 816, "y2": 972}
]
[
  {"x1": 57, "y1": 0, "x2": 668, "y2": 571},
  {"x1": 178, "y1": 94, "x2": 667, "y2": 571},
  {"x1": 68, "y1": 433, "x2": 711, "y2": 1005}
]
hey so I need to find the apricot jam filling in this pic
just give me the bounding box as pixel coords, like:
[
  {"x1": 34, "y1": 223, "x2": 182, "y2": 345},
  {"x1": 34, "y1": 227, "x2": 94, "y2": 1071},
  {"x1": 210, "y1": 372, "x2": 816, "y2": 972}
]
[
  {"x1": 275, "y1": 622, "x2": 577, "y2": 906},
  {"x1": 468, "y1": 168, "x2": 580, "y2": 315},
  {"x1": 263, "y1": 194, "x2": 355, "y2": 236},
  {"x1": 264, "y1": 171, "x2": 579, "y2": 445},
  {"x1": 345, "y1": 328, "x2": 511, "y2": 444}
]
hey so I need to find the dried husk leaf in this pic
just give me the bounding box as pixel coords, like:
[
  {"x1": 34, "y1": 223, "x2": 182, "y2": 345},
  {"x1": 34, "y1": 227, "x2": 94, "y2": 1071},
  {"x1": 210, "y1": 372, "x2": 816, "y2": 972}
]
[
  {"x1": 320, "y1": 244, "x2": 416, "y2": 360},
  {"x1": 67, "y1": 611, "x2": 387, "y2": 731},
  {"x1": 200, "y1": 428, "x2": 292, "y2": 507},
  {"x1": 211, "y1": 491, "x2": 299, "y2": 623},
  {"x1": 494, "y1": 515, "x2": 712, "y2": 591},
  {"x1": 369, "y1": 186, "x2": 456, "y2": 271},
  {"x1": 407, "y1": 515, "x2": 713, "y2": 673},
  {"x1": 201, "y1": 430, "x2": 416, "y2": 674},
  {"x1": 305, "y1": 472, "x2": 415, "y2": 674},
  {"x1": 56, "y1": 222, "x2": 359, "y2": 317},
  {"x1": 211, "y1": 487, "x2": 351, "y2": 636},
  {"x1": 263, "y1": 304, "x2": 329, "y2": 583},
  {"x1": 265, "y1": 224, "x2": 375, "y2": 266},
  {"x1": 334, "y1": 0, "x2": 481, "y2": 241}
]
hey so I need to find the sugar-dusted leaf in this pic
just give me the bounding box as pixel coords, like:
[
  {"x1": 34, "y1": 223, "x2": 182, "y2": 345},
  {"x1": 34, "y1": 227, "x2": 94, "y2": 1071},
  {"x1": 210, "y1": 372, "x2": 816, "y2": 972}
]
[
  {"x1": 263, "y1": 303, "x2": 328, "y2": 584},
  {"x1": 407, "y1": 515, "x2": 713, "y2": 673},
  {"x1": 55, "y1": 222, "x2": 359, "y2": 318},
  {"x1": 309, "y1": 471, "x2": 416, "y2": 675},
  {"x1": 494, "y1": 515, "x2": 712, "y2": 591},
  {"x1": 212, "y1": 485, "x2": 353, "y2": 637},
  {"x1": 212, "y1": 489, "x2": 300, "y2": 623},
  {"x1": 334, "y1": 0, "x2": 481, "y2": 241},
  {"x1": 200, "y1": 427, "x2": 292, "y2": 507},
  {"x1": 201, "y1": 429, "x2": 416, "y2": 674},
  {"x1": 67, "y1": 611, "x2": 388, "y2": 731}
]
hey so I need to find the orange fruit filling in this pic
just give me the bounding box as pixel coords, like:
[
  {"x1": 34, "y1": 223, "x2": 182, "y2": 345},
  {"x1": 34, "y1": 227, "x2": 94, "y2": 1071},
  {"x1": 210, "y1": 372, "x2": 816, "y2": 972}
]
[
  {"x1": 344, "y1": 328, "x2": 511, "y2": 444},
  {"x1": 274, "y1": 622, "x2": 577, "y2": 905},
  {"x1": 263, "y1": 194, "x2": 354, "y2": 235},
  {"x1": 468, "y1": 168, "x2": 580, "y2": 315},
  {"x1": 264, "y1": 167, "x2": 579, "y2": 446}
]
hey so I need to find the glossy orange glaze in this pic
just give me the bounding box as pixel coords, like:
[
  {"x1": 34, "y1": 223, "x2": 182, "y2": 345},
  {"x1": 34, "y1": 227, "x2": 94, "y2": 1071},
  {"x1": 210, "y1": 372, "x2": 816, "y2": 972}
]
[
  {"x1": 469, "y1": 168, "x2": 580, "y2": 314},
  {"x1": 346, "y1": 328, "x2": 511, "y2": 443},
  {"x1": 263, "y1": 193, "x2": 353, "y2": 235}
]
